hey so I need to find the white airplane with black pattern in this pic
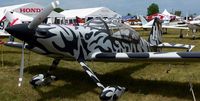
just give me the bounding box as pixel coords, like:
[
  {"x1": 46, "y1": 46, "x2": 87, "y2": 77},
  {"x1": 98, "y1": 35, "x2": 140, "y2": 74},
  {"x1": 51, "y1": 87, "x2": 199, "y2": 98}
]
[{"x1": 4, "y1": 0, "x2": 200, "y2": 101}]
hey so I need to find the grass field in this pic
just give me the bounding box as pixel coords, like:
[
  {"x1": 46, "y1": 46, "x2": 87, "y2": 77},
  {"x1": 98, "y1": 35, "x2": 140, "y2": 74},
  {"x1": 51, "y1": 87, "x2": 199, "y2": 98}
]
[{"x1": 0, "y1": 29, "x2": 200, "y2": 101}]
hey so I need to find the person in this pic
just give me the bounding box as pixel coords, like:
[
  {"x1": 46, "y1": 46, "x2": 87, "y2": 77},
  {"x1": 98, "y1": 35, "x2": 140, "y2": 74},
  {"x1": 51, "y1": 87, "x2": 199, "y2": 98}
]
[{"x1": 75, "y1": 16, "x2": 80, "y2": 26}]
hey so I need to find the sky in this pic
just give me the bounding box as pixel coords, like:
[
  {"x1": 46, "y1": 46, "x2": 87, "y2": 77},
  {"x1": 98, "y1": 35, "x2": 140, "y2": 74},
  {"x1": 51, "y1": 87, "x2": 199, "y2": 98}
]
[{"x1": 0, "y1": 0, "x2": 199, "y2": 16}]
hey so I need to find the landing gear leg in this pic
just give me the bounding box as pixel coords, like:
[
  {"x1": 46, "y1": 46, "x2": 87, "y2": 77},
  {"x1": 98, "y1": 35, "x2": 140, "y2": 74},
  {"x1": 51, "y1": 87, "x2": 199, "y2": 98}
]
[
  {"x1": 78, "y1": 60, "x2": 127, "y2": 101},
  {"x1": 163, "y1": 28, "x2": 168, "y2": 34},
  {"x1": 30, "y1": 59, "x2": 60, "y2": 87},
  {"x1": 165, "y1": 28, "x2": 168, "y2": 34},
  {"x1": 179, "y1": 29, "x2": 183, "y2": 38},
  {"x1": 192, "y1": 29, "x2": 196, "y2": 40}
]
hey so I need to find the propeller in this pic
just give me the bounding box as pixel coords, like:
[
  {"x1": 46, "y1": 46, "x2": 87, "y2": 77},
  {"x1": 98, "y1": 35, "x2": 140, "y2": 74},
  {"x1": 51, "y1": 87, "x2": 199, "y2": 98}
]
[
  {"x1": 17, "y1": 0, "x2": 60, "y2": 86},
  {"x1": 28, "y1": 0, "x2": 60, "y2": 29},
  {"x1": 18, "y1": 42, "x2": 25, "y2": 87}
]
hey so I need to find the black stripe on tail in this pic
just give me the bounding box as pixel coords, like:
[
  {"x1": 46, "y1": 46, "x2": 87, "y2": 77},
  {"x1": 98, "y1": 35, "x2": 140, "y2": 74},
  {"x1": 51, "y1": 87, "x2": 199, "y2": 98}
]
[{"x1": 148, "y1": 17, "x2": 162, "y2": 46}]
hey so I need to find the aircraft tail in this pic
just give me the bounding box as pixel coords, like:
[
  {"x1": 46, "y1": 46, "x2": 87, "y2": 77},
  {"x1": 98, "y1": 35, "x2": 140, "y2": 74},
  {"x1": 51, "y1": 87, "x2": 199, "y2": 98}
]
[
  {"x1": 148, "y1": 17, "x2": 195, "y2": 52},
  {"x1": 139, "y1": 15, "x2": 148, "y2": 26},
  {"x1": 5, "y1": 11, "x2": 22, "y2": 26},
  {"x1": 148, "y1": 17, "x2": 162, "y2": 46}
]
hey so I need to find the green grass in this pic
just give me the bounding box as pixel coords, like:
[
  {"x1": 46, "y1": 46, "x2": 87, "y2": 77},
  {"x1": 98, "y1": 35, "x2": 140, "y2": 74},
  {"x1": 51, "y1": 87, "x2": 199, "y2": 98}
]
[{"x1": 0, "y1": 29, "x2": 200, "y2": 101}]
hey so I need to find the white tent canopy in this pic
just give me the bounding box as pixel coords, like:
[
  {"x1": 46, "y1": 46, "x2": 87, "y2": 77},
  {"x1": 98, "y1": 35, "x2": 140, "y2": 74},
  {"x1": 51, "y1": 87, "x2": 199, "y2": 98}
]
[
  {"x1": 12, "y1": 12, "x2": 33, "y2": 21},
  {"x1": 61, "y1": 7, "x2": 121, "y2": 19},
  {"x1": 162, "y1": 9, "x2": 171, "y2": 16},
  {"x1": 162, "y1": 9, "x2": 177, "y2": 17}
]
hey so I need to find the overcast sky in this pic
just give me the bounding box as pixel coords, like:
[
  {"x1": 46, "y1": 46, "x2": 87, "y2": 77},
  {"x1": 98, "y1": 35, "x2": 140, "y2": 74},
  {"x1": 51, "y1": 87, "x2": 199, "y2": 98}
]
[{"x1": 0, "y1": 0, "x2": 199, "y2": 16}]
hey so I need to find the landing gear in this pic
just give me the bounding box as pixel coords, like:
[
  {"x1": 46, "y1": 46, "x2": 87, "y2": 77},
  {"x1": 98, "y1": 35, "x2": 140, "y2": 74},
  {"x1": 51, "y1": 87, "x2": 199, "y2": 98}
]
[
  {"x1": 192, "y1": 29, "x2": 196, "y2": 40},
  {"x1": 30, "y1": 59, "x2": 127, "y2": 100},
  {"x1": 100, "y1": 86, "x2": 127, "y2": 101},
  {"x1": 179, "y1": 29, "x2": 183, "y2": 38},
  {"x1": 163, "y1": 28, "x2": 168, "y2": 34},
  {"x1": 192, "y1": 36, "x2": 196, "y2": 40},
  {"x1": 30, "y1": 74, "x2": 57, "y2": 87},
  {"x1": 30, "y1": 59, "x2": 60, "y2": 87},
  {"x1": 78, "y1": 60, "x2": 127, "y2": 101}
]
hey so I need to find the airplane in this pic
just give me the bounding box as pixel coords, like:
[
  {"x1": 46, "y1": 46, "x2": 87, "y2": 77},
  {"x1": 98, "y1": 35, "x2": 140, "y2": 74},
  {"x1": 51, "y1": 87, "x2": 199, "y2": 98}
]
[
  {"x1": 139, "y1": 15, "x2": 200, "y2": 40},
  {"x1": 172, "y1": 18, "x2": 200, "y2": 40},
  {"x1": 4, "y1": 0, "x2": 200, "y2": 100},
  {"x1": 187, "y1": 20, "x2": 200, "y2": 40},
  {"x1": 128, "y1": 16, "x2": 189, "y2": 38}
]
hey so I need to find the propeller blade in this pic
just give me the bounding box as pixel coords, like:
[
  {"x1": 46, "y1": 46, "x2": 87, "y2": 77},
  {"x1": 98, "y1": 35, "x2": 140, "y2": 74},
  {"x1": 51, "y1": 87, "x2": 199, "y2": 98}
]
[
  {"x1": 28, "y1": 0, "x2": 60, "y2": 29},
  {"x1": 18, "y1": 42, "x2": 25, "y2": 87}
]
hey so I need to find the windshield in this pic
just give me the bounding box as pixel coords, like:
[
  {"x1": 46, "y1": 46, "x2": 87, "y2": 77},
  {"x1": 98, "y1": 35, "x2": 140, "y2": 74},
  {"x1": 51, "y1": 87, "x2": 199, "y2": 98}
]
[{"x1": 84, "y1": 18, "x2": 140, "y2": 42}]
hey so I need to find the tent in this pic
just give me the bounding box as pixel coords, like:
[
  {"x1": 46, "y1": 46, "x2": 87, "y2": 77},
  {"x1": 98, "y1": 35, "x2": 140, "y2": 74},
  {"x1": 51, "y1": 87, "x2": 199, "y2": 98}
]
[
  {"x1": 162, "y1": 9, "x2": 171, "y2": 16},
  {"x1": 61, "y1": 7, "x2": 121, "y2": 20},
  {"x1": 12, "y1": 12, "x2": 33, "y2": 21},
  {"x1": 162, "y1": 9, "x2": 176, "y2": 20},
  {"x1": 146, "y1": 9, "x2": 176, "y2": 21}
]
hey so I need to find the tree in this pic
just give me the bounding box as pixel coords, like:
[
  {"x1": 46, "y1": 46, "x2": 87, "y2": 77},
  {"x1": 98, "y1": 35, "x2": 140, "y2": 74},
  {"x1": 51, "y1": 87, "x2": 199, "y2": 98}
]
[
  {"x1": 147, "y1": 3, "x2": 159, "y2": 16},
  {"x1": 174, "y1": 11, "x2": 182, "y2": 16},
  {"x1": 127, "y1": 13, "x2": 132, "y2": 16}
]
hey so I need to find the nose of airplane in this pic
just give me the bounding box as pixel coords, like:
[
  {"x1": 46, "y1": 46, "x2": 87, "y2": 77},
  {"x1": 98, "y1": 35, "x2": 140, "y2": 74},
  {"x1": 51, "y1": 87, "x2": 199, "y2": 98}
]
[
  {"x1": 5, "y1": 24, "x2": 35, "y2": 41},
  {"x1": 5, "y1": 26, "x2": 17, "y2": 36}
]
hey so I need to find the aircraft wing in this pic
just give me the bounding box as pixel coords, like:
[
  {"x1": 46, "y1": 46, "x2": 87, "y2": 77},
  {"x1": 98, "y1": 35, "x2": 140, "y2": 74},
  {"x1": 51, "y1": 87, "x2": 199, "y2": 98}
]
[
  {"x1": 90, "y1": 52, "x2": 200, "y2": 62},
  {"x1": 162, "y1": 25, "x2": 189, "y2": 30},
  {"x1": 130, "y1": 25, "x2": 189, "y2": 30},
  {"x1": 129, "y1": 25, "x2": 143, "y2": 28}
]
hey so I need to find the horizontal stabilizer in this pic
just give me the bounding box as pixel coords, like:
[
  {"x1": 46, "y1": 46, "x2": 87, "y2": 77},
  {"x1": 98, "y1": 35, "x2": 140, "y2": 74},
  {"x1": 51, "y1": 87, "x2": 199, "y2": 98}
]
[{"x1": 152, "y1": 42, "x2": 195, "y2": 52}]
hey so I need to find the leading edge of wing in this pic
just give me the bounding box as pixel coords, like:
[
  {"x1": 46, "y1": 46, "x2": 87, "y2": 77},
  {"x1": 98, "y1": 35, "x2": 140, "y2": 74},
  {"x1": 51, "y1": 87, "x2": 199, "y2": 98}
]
[{"x1": 90, "y1": 52, "x2": 200, "y2": 62}]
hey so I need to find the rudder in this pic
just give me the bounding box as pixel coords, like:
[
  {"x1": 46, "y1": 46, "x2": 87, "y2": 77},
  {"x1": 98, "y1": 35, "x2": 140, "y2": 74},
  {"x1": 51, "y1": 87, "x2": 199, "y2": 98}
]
[
  {"x1": 148, "y1": 17, "x2": 162, "y2": 46},
  {"x1": 139, "y1": 15, "x2": 148, "y2": 26}
]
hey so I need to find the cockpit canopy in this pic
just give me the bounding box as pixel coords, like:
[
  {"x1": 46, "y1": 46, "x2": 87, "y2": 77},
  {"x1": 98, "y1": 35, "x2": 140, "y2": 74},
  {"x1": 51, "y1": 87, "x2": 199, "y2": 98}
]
[{"x1": 84, "y1": 18, "x2": 140, "y2": 42}]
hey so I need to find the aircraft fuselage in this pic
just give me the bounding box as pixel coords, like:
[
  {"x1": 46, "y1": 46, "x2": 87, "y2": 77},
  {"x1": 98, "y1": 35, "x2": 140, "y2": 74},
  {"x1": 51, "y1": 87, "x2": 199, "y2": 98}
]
[{"x1": 28, "y1": 24, "x2": 151, "y2": 60}]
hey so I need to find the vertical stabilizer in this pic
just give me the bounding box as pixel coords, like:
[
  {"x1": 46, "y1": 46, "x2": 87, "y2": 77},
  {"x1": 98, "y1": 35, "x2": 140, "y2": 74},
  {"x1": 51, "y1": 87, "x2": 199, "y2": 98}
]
[
  {"x1": 139, "y1": 15, "x2": 154, "y2": 27},
  {"x1": 139, "y1": 15, "x2": 148, "y2": 26},
  {"x1": 148, "y1": 17, "x2": 162, "y2": 46}
]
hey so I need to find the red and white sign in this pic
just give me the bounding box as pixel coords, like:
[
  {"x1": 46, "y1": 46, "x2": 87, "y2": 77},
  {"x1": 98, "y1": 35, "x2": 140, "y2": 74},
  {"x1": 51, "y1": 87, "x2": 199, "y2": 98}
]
[{"x1": 19, "y1": 8, "x2": 43, "y2": 13}]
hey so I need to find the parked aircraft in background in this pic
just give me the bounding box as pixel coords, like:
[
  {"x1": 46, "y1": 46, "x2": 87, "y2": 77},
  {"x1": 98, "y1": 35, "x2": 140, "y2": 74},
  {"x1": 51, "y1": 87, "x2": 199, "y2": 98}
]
[
  {"x1": 4, "y1": 0, "x2": 200, "y2": 101},
  {"x1": 137, "y1": 15, "x2": 200, "y2": 40},
  {"x1": 137, "y1": 16, "x2": 189, "y2": 38},
  {"x1": 187, "y1": 20, "x2": 200, "y2": 39}
]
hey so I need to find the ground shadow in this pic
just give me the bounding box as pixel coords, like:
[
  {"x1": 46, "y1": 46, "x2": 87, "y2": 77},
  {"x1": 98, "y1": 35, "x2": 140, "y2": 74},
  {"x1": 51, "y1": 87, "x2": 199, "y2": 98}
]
[
  {"x1": 25, "y1": 63, "x2": 200, "y2": 101},
  {"x1": 2, "y1": 50, "x2": 30, "y2": 54},
  {"x1": 2, "y1": 60, "x2": 19, "y2": 66}
]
